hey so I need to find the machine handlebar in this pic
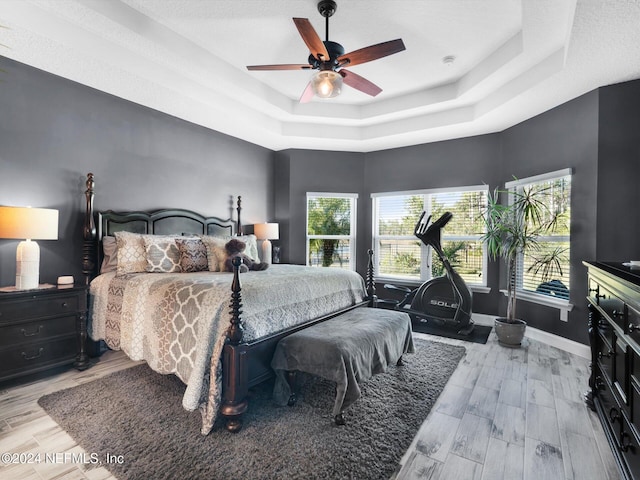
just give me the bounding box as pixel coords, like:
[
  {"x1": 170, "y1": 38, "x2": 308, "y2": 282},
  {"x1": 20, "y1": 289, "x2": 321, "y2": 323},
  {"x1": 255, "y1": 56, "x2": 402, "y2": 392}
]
[{"x1": 414, "y1": 211, "x2": 453, "y2": 238}]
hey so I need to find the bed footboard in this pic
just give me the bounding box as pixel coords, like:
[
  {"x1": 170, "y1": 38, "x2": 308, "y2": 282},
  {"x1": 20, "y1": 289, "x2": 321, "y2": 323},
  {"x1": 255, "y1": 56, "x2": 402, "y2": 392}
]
[
  {"x1": 220, "y1": 257, "x2": 248, "y2": 432},
  {"x1": 218, "y1": 251, "x2": 377, "y2": 432}
]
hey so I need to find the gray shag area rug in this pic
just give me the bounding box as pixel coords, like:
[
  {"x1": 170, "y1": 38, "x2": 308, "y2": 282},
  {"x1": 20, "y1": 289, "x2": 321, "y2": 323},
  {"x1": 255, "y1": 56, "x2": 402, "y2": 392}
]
[{"x1": 38, "y1": 338, "x2": 465, "y2": 480}]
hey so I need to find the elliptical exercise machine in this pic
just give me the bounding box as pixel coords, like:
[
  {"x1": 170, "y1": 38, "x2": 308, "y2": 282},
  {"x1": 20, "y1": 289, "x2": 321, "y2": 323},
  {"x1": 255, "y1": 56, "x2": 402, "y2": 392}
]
[{"x1": 380, "y1": 211, "x2": 474, "y2": 335}]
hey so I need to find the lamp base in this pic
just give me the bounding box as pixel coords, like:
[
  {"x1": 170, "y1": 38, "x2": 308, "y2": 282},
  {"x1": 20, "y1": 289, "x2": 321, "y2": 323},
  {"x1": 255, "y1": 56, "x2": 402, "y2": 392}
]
[
  {"x1": 261, "y1": 239, "x2": 272, "y2": 265},
  {"x1": 16, "y1": 239, "x2": 40, "y2": 290}
]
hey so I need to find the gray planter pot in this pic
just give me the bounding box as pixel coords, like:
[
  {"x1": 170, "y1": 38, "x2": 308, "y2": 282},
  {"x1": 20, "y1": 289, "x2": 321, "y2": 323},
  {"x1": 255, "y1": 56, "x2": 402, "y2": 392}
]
[{"x1": 494, "y1": 317, "x2": 526, "y2": 347}]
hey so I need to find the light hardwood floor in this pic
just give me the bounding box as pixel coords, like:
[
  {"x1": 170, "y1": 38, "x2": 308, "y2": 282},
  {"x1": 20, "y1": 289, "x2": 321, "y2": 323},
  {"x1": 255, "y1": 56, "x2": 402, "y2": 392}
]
[
  {"x1": 0, "y1": 328, "x2": 622, "y2": 480},
  {"x1": 396, "y1": 329, "x2": 621, "y2": 480}
]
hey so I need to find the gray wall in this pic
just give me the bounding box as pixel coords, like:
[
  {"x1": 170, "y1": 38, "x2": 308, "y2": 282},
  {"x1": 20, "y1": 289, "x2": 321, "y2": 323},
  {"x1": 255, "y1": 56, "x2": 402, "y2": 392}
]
[
  {"x1": 596, "y1": 80, "x2": 640, "y2": 260},
  {"x1": 272, "y1": 87, "x2": 628, "y2": 345},
  {"x1": 273, "y1": 149, "x2": 366, "y2": 269},
  {"x1": 364, "y1": 134, "x2": 503, "y2": 315},
  {"x1": 360, "y1": 92, "x2": 600, "y2": 345},
  {"x1": 3, "y1": 55, "x2": 640, "y2": 346},
  {"x1": 499, "y1": 90, "x2": 600, "y2": 343},
  {"x1": 360, "y1": 84, "x2": 639, "y2": 345},
  {"x1": 0, "y1": 57, "x2": 274, "y2": 287}
]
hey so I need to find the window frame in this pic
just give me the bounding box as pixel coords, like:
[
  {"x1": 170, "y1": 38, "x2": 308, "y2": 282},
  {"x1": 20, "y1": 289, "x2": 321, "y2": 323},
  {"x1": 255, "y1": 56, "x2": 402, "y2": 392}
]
[
  {"x1": 503, "y1": 168, "x2": 573, "y2": 315},
  {"x1": 306, "y1": 192, "x2": 358, "y2": 271},
  {"x1": 371, "y1": 185, "x2": 489, "y2": 289}
]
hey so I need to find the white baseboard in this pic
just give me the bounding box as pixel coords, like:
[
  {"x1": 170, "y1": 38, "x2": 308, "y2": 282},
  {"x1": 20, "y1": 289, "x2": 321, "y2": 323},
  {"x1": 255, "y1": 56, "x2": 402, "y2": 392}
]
[
  {"x1": 471, "y1": 313, "x2": 497, "y2": 327},
  {"x1": 472, "y1": 313, "x2": 590, "y2": 359}
]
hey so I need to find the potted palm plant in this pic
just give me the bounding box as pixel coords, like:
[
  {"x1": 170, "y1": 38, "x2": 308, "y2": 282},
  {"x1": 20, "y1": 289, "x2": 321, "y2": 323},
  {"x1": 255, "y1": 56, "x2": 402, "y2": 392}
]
[{"x1": 481, "y1": 181, "x2": 563, "y2": 347}]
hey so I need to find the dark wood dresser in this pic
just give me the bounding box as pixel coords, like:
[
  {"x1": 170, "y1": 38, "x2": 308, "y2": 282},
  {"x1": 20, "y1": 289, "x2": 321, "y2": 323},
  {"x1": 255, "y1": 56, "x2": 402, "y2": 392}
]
[
  {"x1": 585, "y1": 261, "x2": 640, "y2": 479},
  {"x1": 0, "y1": 284, "x2": 87, "y2": 383}
]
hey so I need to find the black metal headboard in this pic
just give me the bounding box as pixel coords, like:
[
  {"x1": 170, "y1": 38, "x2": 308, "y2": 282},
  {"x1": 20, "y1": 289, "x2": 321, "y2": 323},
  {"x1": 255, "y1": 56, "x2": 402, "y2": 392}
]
[{"x1": 98, "y1": 209, "x2": 234, "y2": 239}]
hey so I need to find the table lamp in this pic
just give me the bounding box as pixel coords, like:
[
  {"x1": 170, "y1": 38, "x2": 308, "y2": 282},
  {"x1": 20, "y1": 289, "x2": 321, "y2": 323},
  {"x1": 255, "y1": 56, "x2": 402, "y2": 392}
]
[
  {"x1": 0, "y1": 206, "x2": 59, "y2": 290},
  {"x1": 254, "y1": 223, "x2": 279, "y2": 265}
]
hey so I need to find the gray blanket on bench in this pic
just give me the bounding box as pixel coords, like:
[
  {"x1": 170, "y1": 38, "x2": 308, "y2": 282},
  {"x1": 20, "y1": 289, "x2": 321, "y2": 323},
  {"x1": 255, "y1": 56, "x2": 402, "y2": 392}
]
[{"x1": 271, "y1": 308, "x2": 415, "y2": 416}]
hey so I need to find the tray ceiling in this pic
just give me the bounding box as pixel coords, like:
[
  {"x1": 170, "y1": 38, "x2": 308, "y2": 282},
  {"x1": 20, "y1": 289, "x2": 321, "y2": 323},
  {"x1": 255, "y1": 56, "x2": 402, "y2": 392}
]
[{"x1": 2, "y1": 0, "x2": 640, "y2": 152}]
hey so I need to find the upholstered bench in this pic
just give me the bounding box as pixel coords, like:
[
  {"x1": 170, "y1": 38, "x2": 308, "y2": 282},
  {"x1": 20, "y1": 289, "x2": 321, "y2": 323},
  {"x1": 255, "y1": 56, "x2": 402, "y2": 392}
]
[{"x1": 271, "y1": 307, "x2": 415, "y2": 425}]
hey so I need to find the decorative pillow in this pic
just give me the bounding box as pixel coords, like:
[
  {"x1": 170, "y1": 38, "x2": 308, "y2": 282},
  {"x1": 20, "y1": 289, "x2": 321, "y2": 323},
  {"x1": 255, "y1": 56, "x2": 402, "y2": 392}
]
[
  {"x1": 199, "y1": 235, "x2": 227, "y2": 272},
  {"x1": 200, "y1": 234, "x2": 261, "y2": 272},
  {"x1": 175, "y1": 238, "x2": 208, "y2": 273},
  {"x1": 100, "y1": 236, "x2": 118, "y2": 274},
  {"x1": 143, "y1": 235, "x2": 182, "y2": 273},
  {"x1": 114, "y1": 231, "x2": 147, "y2": 276},
  {"x1": 236, "y1": 234, "x2": 260, "y2": 263},
  {"x1": 220, "y1": 235, "x2": 260, "y2": 261}
]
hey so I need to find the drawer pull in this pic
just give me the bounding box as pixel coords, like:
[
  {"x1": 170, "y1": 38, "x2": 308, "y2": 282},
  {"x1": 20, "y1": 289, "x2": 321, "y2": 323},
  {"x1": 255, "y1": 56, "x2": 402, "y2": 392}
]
[
  {"x1": 612, "y1": 310, "x2": 625, "y2": 318},
  {"x1": 20, "y1": 325, "x2": 43, "y2": 337},
  {"x1": 21, "y1": 348, "x2": 44, "y2": 361},
  {"x1": 609, "y1": 407, "x2": 620, "y2": 424},
  {"x1": 621, "y1": 432, "x2": 633, "y2": 452},
  {"x1": 598, "y1": 350, "x2": 613, "y2": 359},
  {"x1": 61, "y1": 302, "x2": 69, "y2": 308},
  {"x1": 629, "y1": 323, "x2": 640, "y2": 333},
  {"x1": 596, "y1": 293, "x2": 606, "y2": 300}
]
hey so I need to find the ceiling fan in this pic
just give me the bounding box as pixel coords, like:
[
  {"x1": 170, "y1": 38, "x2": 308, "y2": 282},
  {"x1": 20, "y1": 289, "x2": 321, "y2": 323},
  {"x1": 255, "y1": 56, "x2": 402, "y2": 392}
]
[{"x1": 246, "y1": 0, "x2": 406, "y2": 103}]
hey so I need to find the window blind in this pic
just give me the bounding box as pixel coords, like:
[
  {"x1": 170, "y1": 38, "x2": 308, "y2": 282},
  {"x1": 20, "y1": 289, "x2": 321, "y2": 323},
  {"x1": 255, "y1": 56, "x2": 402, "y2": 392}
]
[
  {"x1": 513, "y1": 172, "x2": 571, "y2": 300},
  {"x1": 372, "y1": 186, "x2": 487, "y2": 284}
]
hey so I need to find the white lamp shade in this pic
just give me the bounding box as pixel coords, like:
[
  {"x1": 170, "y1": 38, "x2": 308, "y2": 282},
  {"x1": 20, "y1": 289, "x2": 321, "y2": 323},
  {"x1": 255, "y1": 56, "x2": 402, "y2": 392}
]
[
  {"x1": 0, "y1": 206, "x2": 59, "y2": 240},
  {"x1": 254, "y1": 223, "x2": 279, "y2": 240}
]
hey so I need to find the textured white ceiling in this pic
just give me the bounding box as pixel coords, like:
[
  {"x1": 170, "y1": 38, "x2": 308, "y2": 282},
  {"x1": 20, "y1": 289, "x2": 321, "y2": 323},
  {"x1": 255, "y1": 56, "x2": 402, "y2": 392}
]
[{"x1": 1, "y1": 0, "x2": 640, "y2": 152}]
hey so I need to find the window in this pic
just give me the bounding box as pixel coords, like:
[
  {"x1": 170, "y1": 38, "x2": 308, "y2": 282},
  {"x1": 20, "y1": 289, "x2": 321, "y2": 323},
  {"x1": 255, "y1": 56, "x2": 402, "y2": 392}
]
[
  {"x1": 506, "y1": 169, "x2": 572, "y2": 301},
  {"x1": 306, "y1": 193, "x2": 357, "y2": 270},
  {"x1": 372, "y1": 186, "x2": 488, "y2": 285}
]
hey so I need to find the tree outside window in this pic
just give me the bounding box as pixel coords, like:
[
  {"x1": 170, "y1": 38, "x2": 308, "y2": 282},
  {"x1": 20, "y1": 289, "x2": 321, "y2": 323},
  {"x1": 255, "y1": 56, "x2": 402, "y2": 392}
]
[{"x1": 306, "y1": 193, "x2": 357, "y2": 270}]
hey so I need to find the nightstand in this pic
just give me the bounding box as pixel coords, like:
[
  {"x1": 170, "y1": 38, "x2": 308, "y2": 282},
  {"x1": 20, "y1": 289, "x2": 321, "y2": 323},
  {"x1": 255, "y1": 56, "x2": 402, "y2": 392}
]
[{"x1": 0, "y1": 284, "x2": 88, "y2": 383}]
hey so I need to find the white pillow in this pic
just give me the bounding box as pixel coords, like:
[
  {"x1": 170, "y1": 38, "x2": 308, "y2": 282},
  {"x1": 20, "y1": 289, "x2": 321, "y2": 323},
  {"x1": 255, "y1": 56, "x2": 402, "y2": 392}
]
[{"x1": 235, "y1": 234, "x2": 260, "y2": 262}]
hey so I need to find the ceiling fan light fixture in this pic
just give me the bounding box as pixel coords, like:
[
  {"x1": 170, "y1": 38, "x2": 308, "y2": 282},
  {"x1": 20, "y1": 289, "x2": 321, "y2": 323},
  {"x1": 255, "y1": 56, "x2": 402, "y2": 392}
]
[
  {"x1": 311, "y1": 70, "x2": 343, "y2": 98},
  {"x1": 246, "y1": 1, "x2": 405, "y2": 102}
]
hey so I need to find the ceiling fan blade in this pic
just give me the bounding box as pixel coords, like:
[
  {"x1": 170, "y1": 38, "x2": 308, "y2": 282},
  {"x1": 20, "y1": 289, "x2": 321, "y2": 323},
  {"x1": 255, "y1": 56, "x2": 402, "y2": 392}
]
[
  {"x1": 340, "y1": 69, "x2": 382, "y2": 97},
  {"x1": 293, "y1": 18, "x2": 330, "y2": 61},
  {"x1": 247, "y1": 64, "x2": 313, "y2": 71},
  {"x1": 299, "y1": 82, "x2": 314, "y2": 103},
  {"x1": 338, "y1": 39, "x2": 406, "y2": 68}
]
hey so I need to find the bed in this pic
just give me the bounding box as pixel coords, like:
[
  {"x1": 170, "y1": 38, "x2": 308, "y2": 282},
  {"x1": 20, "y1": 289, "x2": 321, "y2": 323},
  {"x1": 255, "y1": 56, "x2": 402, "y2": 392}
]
[{"x1": 76, "y1": 173, "x2": 376, "y2": 434}]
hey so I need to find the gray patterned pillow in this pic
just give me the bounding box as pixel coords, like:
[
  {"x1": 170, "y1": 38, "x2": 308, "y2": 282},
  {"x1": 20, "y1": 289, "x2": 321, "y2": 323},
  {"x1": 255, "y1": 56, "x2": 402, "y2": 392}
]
[
  {"x1": 143, "y1": 235, "x2": 182, "y2": 273},
  {"x1": 114, "y1": 231, "x2": 147, "y2": 276},
  {"x1": 175, "y1": 238, "x2": 208, "y2": 272}
]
